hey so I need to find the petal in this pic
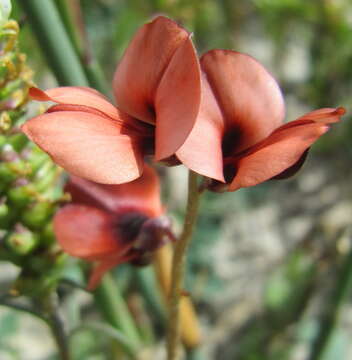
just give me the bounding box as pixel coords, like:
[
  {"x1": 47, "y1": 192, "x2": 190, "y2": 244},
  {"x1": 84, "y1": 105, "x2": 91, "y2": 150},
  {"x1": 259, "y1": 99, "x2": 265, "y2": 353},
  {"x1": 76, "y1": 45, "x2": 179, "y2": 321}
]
[
  {"x1": 53, "y1": 204, "x2": 131, "y2": 259},
  {"x1": 65, "y1": 164, "x2": 163, "y2": 216},
  {"x1": 176, "y1": 75, "x2": 225, "y2": 181},
  {"x1": 275, "y1": 107, "x2": 345, "y2": 132},
  {"x1": 22, "y1": 111, "x2": 143, "y2": 184},
  {"x1": 87, "y1": 253, "x2": 135, "y2": 290},
  {"x1": 113, "y1": 16, "x2": 192, "y2": 123},
  {"x1": 229, "y1": 123, "x2": 329, "y2": 191},
  {"x1": 154, "y1": 35, "x2": 201, "y2": 160},
  {"x1": 201, "y1": 50, "x2": 285, "y2": 153},
  {"x1": 30, "y1": 86, "x2": 121, "y2": 120}
]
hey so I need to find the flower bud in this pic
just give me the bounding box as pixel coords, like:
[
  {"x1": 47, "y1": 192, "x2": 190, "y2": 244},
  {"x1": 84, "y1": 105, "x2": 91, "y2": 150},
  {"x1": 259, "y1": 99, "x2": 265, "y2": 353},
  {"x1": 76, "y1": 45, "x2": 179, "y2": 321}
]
[{"x1": 6, "y1": 224, "x2": 39, "y2": 255}]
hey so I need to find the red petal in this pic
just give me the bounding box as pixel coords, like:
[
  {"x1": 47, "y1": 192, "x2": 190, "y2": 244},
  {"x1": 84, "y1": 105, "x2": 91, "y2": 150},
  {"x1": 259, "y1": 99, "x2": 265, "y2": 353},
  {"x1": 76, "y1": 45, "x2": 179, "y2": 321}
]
[
  {"x1": 154, "y1": 35, "x2": 201, "y2": 160},
  {"x1": 176, "y1": 75, "x2": 225, "y2": 181},
  {"x1": 229, "y1": 123, "x2": 329, "y2": 191},
  {"x1": 274, "y1": 107, "x2": 345, "y2": 133},
  {"x1": 66, "y1": 164, "x2": 163, "y2": 217},
  {"x1": 29, "y1": 86, "x2": 121, "y2": 121},
  {"x1": 87, "y1": 253, "x2": 135, "y2": 290},
  {"x1": 201, "y1": 50, "x2": 285, "y2": 153},
  {"x1": 53, "y1": 205, "x2": 131, "y2": 259},
  {"x1": 22, "y1": 111, "x2": 143, "y2": 184},
  {"x1": 113, "y1": 16, "x2": 191, "y2": 124}
]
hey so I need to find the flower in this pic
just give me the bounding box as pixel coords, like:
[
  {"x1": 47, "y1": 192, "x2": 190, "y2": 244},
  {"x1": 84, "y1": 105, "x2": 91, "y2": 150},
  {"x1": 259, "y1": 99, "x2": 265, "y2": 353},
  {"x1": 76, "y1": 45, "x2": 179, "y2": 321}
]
[
  {"x1": 22, "y1": 16, "x2": 201, "y2": 184},
  {"x1": 54, "y1": 164, "x2": 173, "y2": 290},
  {"x1": 176, "y1": 50, "x2": 346, "y2": 192}
]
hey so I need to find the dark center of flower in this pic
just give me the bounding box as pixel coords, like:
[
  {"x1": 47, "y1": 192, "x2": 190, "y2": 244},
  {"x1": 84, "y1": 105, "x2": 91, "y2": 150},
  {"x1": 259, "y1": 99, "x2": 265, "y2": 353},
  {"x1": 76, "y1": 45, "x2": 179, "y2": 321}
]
[
  {"x1": 114, "y1": 212, "x2": 149, "y2": 244},
  {"x1": 221, "y1": 126, "x2": 242, "y2": 157}
]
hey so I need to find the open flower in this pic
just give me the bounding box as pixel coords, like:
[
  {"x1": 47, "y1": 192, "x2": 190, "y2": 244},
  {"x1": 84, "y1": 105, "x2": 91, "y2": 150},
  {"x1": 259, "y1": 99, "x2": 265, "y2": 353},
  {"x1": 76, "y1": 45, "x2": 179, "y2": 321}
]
[
  {"x1": 176, "y1": 50, "x2": 345, "y2": 191},
  {"x1": 22, "y1": 16, "x2": 201, "y2": 184},
  {"x1": 54, "y1": 165, "x2": 173, "y2": 290}
]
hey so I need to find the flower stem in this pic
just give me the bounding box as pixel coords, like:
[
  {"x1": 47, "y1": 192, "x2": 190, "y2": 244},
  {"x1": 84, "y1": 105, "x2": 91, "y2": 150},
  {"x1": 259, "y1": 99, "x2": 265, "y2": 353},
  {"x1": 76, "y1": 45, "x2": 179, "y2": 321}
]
[
  {"x1": 43, "y1": 292, "x2": 71, "y2": 360},
  {"x1": 167, "y1": 171, "x2": 202, "y2": 360}
]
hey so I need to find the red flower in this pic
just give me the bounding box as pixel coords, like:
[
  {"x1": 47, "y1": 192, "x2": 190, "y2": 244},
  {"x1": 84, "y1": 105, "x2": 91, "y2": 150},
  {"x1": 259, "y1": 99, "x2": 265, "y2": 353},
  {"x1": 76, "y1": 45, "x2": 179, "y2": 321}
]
[
  {"x1": 22, "y1": 16, "x2": 201, "y2": 184},
  {"x1": 176, "y1": 50, "x2": 345, "y2": 191},
  {"x1": 54, "y1": 165, "x2": 173, "y2": 290}
]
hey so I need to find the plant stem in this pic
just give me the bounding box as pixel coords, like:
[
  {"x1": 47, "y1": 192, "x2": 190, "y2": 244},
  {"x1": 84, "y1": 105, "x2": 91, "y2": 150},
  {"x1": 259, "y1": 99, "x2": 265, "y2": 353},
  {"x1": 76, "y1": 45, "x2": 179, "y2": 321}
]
[
  {"x1": 19, "y1": 0, "x2": 89, "y2": 86},
  {"x1": 308, "y1": 243, "x2": 352, "y2": 360},
  {"x1": 154, "y1": 245, "x2": 201, "y2": 349},
  {"x1": 94, "y1": 273, "x2": 141, "y2": 356},
  {"x1": 44, "y1": 292, "x2": 71, "y2": 360},
  {"x1": 167, "y1": 171, "x2": 202, "y2": 360}
]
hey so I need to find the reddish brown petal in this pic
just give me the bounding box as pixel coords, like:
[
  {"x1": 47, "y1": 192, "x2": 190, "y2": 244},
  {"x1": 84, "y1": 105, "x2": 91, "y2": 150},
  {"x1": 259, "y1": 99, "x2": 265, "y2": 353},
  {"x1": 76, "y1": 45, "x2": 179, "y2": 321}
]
[
  {"x1": 87, "y1": 253, "x2": 135, "y2": 290},
  {"x1": 29, "y1": 86, "x2": 121, "y2": 121},
  {"x1": 53, "y1": 205, "x2": 131, "y2": 259},
  {"x1": 274, "y1": 107, "x2": 346, "y2": 133},
  {"x1": 154, "y1": 36, "x2": 201, "y2": 160},
  {"x1": 229, "y1": 123, "x2": 329, "y2": 191},
  {"x1": 113, "y1": 16, "x2": 191, "y2": 124},
  {"x1": 22, "y1": 111, "x2": 143, "y2": 184},
  {"x1": 176, "y1": 75, "x2": 225, "y2": 181},
  {"x1": 201, "y1": 50, "x2": 285, "y2": 153},
  {"x1": 66, "y1": 164, "x2": 163, "y2": 216}
]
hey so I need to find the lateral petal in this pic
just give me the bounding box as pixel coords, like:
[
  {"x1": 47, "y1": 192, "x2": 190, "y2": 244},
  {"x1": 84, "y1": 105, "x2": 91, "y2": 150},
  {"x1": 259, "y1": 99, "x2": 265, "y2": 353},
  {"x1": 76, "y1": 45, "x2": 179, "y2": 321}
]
[
  {"x1": 113, "y1": 16, "x2": 190, "y2": 124},
  {"x1": 176, "y1": 74, "x2": 224, "y2": 181},
  {"x1": 201, "y1": 50, "x2": 285, "y2": 153},
  {"x1": 53, "y1": 205, "x2": 131, "y2": 259},
  {"x1": 29, "y1": 86, "x2": 121, "y2": 120},
  {"x1": 65, "y1": 164, "x2": 163, "y2": 217},
  {"x1": 22, "y1": 111, "x2": 143, "y2": 184},
  {"x1": 154, "y1": 36, "x2": 201, "y2": 160},
  {"x1": 229, "y1": 123, "x2": 329, "y2": 191}
]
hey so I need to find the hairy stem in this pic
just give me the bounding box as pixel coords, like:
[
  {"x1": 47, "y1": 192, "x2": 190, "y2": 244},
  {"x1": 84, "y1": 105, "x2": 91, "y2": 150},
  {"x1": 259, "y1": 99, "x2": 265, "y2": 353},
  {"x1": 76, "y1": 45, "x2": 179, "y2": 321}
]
[{"x1": 167, "y1": 171, "x2": 201, "y2": 360}]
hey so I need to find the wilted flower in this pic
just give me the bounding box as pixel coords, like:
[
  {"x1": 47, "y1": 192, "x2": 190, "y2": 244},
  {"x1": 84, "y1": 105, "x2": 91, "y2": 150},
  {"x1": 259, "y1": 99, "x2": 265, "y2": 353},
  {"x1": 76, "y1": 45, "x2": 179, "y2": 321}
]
[
  {"x1": 176, "y1": 50, "x2": 345, "y2": 192},
  {"x1": 22, "y1": 16, "x2": 201, "y2": 184},
  {"x1": 54, "y1": 165, "x2": 173, "y2": 290}
]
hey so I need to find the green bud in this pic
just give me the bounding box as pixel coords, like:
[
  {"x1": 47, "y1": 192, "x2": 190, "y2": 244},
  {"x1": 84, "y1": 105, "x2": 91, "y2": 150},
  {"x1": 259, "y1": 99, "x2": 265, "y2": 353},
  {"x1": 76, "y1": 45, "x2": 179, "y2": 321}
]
[
  {"x1": 6, "y1": 227, "x2": 39, "y2": 255},
  {"x1": 7, "y1": 133, "x2": 28, "y2": 151},
  {"x1": 0, "y1": 200, "x2": 8, "y2": 218},
  {"x1": 7, "y1": 183, "x2": 36, "y2": 208},
  {"x1": 0, "y1": 162, "x2": 17, "y2": 185},
  {"x1": 21, "y1": 201, "x2": 55, "y2": 230},
  {"x1": 0, "y1": 0, "x2": 11, "y2": 26}
]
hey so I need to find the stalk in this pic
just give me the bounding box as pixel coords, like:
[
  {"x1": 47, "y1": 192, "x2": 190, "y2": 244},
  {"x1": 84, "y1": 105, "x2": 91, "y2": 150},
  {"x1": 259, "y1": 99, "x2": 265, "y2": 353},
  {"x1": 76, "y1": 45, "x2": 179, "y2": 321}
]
[{"x1": 167, "y1": 171, "x2": 202, "y2": 360}]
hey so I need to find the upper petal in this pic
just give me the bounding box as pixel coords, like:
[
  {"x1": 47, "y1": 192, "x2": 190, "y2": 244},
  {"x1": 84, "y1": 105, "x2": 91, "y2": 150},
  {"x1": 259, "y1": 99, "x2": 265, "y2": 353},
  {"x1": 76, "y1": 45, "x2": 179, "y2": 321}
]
[
  {"x1": 176, "y1": 74, "x2": 225, "y2": 181},
  {"x1": 22, "y1": 111, "x2": 143, "y2": 184},
  {"x1": 29, "y1": 86, "x2": 121, "y2": 121},
  {"x1": 65, "y1": 164, "x2": 163, "y2": 216},
  {"x1": 229, "y1": 122, "x2": 329, "y2": 191},
  {"x1": 155, "y1": 36, "x2": 201, "y2": 160},
  {"x1": 113, "y1": 16, "x2": 194, "y2": 124},
  {"x1": 201, "y1": 50, "x2": 285, "y2": 153},
  {"x1": 53, "y1": 204, "x2": 131, "y2": 259}
]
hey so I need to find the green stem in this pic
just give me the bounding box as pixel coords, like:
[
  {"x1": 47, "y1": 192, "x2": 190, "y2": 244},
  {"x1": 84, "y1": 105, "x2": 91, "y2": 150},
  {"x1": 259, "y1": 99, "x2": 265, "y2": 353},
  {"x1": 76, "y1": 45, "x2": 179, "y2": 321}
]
[
  {"x1": 54, "y1": 0, "x2": 82, "y2": 55},
  {"x1": 19, "y1": 0, "x2": 88, "y2": 86},
  {"x1": 167, "y1": 171, "x2": 201, "y2": 360},
  {"x1": 45, "y1": 292, "x2": 71, "y2": 360},
  {"x1": 94, "y1": 273, "x2": 141, "y2": 356},
  {"x1": 308, "y1": 245, "x2": 352, "y2": 360},
  {"x1": 53, "y1": 0, "x2": 110, "y2": 95}
]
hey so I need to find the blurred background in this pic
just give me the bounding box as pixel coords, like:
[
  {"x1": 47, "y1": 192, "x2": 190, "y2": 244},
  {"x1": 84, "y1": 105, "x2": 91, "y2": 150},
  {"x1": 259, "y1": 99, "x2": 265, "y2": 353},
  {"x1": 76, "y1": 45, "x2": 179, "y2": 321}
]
[{"x1": 1, "y1": 0, "x2": 352, "y2": 359}]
